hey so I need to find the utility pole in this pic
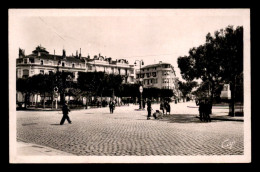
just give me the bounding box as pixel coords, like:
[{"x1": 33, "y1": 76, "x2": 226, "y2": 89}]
[{"x1": 134, "y1": 60, "x2": 144, "y2": 109}]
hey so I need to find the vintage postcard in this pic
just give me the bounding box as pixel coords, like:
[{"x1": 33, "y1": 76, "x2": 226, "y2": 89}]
[{"x1": 9, "y1": 9, "x2": 251, "y2": 163}]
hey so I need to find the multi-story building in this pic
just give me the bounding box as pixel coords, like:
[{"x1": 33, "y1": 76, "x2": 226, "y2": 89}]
[
  {"x1": 16, "y1": 45, "x2": 136, "y2": 104},
  {"x1": 16, "y1": 45, "x2": 135, "y2": 83},
  {"x1": 135, "y1": 61, "x2": 180, "y2": 97}
]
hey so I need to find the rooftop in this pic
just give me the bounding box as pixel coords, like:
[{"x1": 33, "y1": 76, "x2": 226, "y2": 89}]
[
  {"x1": 19, "y1": 46, "x2": 130, "y2": 65},
  {"x1": 141, "y1": 62, "x2": 172, "y2": 69}
]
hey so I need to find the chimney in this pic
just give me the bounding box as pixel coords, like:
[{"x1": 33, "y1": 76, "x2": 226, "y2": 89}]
[
  {"x1": 76, "y1": 50, "x2": 78, "y2": 58},
  {"x1": 54, "y1": 50, "x2": 56, "y2": 60},
  {"x1": 159, "y1": 61, "x2": 162, "y2": 64},
  {"x1": 19, "y1": 48, "x2": 24, "y2": 58},
  {"x1": 99, "y1": 53, "x2": 101, "y2": 57},
  {"x1": 62, "y1": 49, "x2": 66, "y2": 59}
]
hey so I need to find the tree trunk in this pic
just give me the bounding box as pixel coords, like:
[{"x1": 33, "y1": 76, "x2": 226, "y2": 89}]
[
  {"x1": 43, "y1": 93, "x2": 46, "y2": 109},
  {"x1": 229, "y1": 83, "x2": 235, "y2": 116},
  {"x1": 24, "y1": 93, "x2": 28, "y2": 109},
  {"x1": 52, "y1": 93, "x2": 54, "y2": 109}
]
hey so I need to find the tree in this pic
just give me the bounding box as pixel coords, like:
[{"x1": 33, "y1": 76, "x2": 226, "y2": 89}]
[
  {"x1": 16, "y1": 78, "x2": 33, "y2": 109},
  {"x1": 192, "y1": 81, "x2": 223, "y2": 101},
  {"x1": 77, "y1": 72, "x2": 102, "y2": 106},
  {"x1": 178, "y1": 26, "x2": 243, "y2": 116},
  {"x1": 178, "y1": 81, "x2": 198, "y2": 101},
  {"x1": 77, "y1": 72, "x2": 123, "y2": 106},
  {"x1": 215, "y1": 26, "x2": 243, "y2": 116},
  {"x1": 55, "y1": 71, "x2": 74, "y2": 105}
]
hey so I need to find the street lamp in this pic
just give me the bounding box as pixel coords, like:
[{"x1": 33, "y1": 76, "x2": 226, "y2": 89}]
[{"x1": 134, "y1": 60, "x2": 144, "y2": 109}]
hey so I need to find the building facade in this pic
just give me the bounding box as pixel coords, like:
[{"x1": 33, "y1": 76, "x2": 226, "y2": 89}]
[
  {"x1": 16, "y1": 45, "x2": 136, "y2": 104},
  {"x1": 136, "y1": 61, "x2": 179, "y2": 96},
  {"x1": 16, "y1": 45, "x2": 135, "y2": 83}
]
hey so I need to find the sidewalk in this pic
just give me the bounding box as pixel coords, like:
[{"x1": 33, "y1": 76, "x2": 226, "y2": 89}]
[
  {"x1": 194, "y1": 114, "x2": 244, "y2": 122},
  {"x1": 17, "y1": 140, "x2": 74, "y2": 156},
  {"x1": 185, "y1": 102, "x2": 244, "y2": 122}
]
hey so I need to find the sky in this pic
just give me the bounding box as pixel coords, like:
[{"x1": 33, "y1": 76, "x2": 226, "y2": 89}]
[{"x1": 9, "y1": 9, "x2": 249, "y2": 81}]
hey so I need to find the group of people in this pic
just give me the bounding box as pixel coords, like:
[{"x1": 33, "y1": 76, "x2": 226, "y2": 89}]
[
  {"x1": 196, "y1": 98, "x2": 212, "y2": 122},
  {"x1": 146, "y1": 99, "x2": 171, "y2": 120},
  {"x1": 59, "y1": 97, "x2": 213, "y2": 125},
  {"x1": 160, "y1": 100, "x2": 171, "y2": 115}
]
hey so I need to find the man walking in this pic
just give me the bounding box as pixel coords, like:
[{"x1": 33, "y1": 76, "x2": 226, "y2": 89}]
[
  {"x1": 109, "y1": 99, "x2": 115, "y2": 114},
  {"x1": 60, "y1": 103, "x2": 72, "y2": 125}
]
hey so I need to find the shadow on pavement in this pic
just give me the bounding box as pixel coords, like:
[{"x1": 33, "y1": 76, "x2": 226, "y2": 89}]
[
  {"x1": 159, "y1": 114, "x2": 222, "y2": 123},
  {"x1": 50, "y1": 124, "x2": 61, "y2": 126}
]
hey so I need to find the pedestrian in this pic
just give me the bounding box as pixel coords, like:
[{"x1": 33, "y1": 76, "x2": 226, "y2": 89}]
[
  {"x1": 166, "y1": 101, "x2": 171, "y2": 115},
  {"x1": 109, "y1": 99, "x2": 115, "y2": 114},
  {"x1": 160, "y1": 100, "x2": 165, "y2": 115},
  {"x1": 147, "y1": 99, "x2": 152, "y2": 120},
  {"x1": 164, "y1": 100, "x2": 168, "y2": 114},
  {"x1": 60, "y1": 103, "x2": 72, "y2": 125},
  {"x1": 198, "y1": 99, "x2": 205, "y2": 121},
  {"x1": 204, "y1": 99, "x2": 212, "y2": 122},
  {"x1": 143, "y1": 99, "x2": 146, "y2": 109},
  {"x1": 153, "y1": 110, "x2": 163, "y2": 119}
]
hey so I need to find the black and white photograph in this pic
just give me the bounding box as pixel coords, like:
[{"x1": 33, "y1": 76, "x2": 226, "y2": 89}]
[{"x1": 9, "y1": 9, "x2": 251, "y2": 163}]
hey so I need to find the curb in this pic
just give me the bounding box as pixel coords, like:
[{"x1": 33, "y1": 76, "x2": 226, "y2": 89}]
[
  {"x1": 195, "y1": 116, "x2": 243, "y2": 122},
  {"x1": 187, "y1": 106, "x2": 229, "y2": 109}
]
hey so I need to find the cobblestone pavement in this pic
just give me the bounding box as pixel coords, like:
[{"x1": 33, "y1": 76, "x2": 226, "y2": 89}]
[{"x1": 16, "y1": 101, "x2": 244, "y2": 156}]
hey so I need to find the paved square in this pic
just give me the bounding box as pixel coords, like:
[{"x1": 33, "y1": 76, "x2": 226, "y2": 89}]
[{"x1": 16, "y1": 101, "x2": 244, "y2": 156}]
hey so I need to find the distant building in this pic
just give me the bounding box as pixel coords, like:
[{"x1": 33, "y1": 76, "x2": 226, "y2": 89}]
[
  {"x1": 135, "y1": 61, "x2": 179, "y2": 97},
  {"x1": 220, "y1": 84, "x2": 231, "y2": 99}
]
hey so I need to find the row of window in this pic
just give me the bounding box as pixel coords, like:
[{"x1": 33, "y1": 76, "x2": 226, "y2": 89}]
[
  {"x1": 21, "y1": 59, "x2": 135, "y2": 74},
  {"x1": 140, "y1": 65, "x2": 171, "y2": 72},
  {"x1": 19, "y1": 69, "x2": 78, "y2": 79},
  {"x1": 19, "y1": 69, "x2": 53, "y2": 78},
  {"x1": 88, "y1": 66, "x2": 134, "y2": 75},
  {"x1": 162, "y1": 78, "x2": 175, "y2": 83},
  {"x1": 142, "y1": 79, "x2": 158, "y2": 85},
  {"x1": 141, "y1": 67, "x2": 157, "y2": 72},
  {"x1": 137, "y1": 72, "x2": 157, "y2": 78},
  {"x1": 136, "y1": 71, "x2": 172, "y2": 78},
  {"x1": 21, "y1": 58, "x2": 84, "y2": 68},
  {"x1": 18, "y1": 67, "x2": 132, "y2": 79},
  {"x1": 162, "y1": 86, "x2": 172, "y2": 89}
]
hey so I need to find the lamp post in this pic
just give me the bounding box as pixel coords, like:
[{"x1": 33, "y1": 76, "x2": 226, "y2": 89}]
[
  {"x1": 54, "y1": 60, "x2": 61, "y2": 109},
  {"x1": 134, "y1": 60, "x2": 144, "y2": 109}
]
